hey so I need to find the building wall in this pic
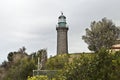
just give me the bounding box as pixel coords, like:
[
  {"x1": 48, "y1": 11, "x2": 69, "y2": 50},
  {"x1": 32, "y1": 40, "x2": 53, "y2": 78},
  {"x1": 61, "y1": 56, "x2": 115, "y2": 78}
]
[{"x1": 56, "y1": 27, "x2": 68, "y2": 54}]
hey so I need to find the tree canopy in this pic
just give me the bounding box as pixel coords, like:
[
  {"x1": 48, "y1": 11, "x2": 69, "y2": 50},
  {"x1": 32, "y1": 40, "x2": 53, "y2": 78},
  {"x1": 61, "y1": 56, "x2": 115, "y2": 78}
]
[
  {"x1": 62, "y1": 49, "x2": 120, "y2": 80},
  {"x1": 0, "y1": 47, "x2": 47, "y2": 80},
  {"x1": 82, "y1": 18, "x2": 120, "y2": 52}
]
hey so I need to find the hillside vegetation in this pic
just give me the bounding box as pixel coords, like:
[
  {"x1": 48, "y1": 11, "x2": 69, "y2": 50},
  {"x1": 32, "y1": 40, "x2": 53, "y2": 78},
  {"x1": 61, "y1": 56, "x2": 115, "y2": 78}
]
[
  {"x1": 1, "y1": 47, "x2": 120, "y2": 80},
  {"x1": 0, "y1": 47, "x2": 47, "y2": 80}
]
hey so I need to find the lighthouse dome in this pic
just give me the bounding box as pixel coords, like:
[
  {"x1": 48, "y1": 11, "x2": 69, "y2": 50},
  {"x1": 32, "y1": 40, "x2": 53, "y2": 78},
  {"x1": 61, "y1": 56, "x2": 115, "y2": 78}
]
[{"x1": 58, "y1": 12, "x2": 67, "y2": 27}]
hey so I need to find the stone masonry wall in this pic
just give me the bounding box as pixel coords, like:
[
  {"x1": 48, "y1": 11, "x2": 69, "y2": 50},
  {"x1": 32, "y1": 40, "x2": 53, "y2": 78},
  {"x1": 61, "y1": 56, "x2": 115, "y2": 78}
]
[{"x1": 56, "y1": 27, "x2": 68, "y2": 54}]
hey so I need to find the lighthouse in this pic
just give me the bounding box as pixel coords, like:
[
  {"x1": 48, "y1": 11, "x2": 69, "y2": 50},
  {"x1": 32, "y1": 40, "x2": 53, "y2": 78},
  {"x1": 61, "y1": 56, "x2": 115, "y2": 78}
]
[{"x1": 56, "y1": 12, "x2": 69, "y2": 54}]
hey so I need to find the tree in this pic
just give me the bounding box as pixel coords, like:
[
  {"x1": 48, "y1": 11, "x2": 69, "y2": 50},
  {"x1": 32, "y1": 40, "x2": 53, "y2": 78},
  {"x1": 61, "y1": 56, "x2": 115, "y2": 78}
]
[
  {"x1": 62, "y1": 49, "x2": 120, "y2": 80},
  {"x1": 30, "y1": 49, "x2": 47, "y2": 69},
  {"x1": 62, "y1": 53, "x2": 92, "y2": 80},
  {"x1": 7, "y1": 47, "x2": 27, "y2": 62},
  {"x1": 3, "y1": 58, "x2": 37, "y2": 80},
  {"x1": 82, "y1": 18, "x2": 119, "y2": 52},
  {"x1": 18, "y1": 46, "x2": 26, "y2": 54},
  {"x1": 46, "y1": 54, "x2": 69, "y2": 70},
  {"x1": 1, "y1": 48, "x2": 48, "y2": 80},
  {"x1": 7, "y1": 52, "x2": 14, "y2": 62}
]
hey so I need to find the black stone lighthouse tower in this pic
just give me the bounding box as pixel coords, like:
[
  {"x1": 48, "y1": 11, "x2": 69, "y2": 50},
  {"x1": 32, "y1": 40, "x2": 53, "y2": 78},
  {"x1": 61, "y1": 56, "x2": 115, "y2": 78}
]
[{"x1": 56, "y1": 12, "x2": 69, "y2": 54}]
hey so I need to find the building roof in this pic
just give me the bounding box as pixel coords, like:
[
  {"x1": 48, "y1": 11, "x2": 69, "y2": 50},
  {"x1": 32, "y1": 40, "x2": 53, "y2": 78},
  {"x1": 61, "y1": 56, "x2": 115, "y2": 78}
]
[{"x1": 111, "y1": 44, "x2": 120, "y2": 49}]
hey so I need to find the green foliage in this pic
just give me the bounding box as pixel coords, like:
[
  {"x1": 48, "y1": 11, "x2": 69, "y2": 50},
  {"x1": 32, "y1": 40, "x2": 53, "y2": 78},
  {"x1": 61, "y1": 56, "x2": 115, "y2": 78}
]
[
  {"x1": 30, "y1": 49, "x2": 47, "y2": 62},
  {"x1": 62, "y1": 54, "x2": 92, "y2": 80},
  {"x1": 3, "y1": 57, "x2": 37, "y2": 80},
  {"x1": 7, "y1": 52, "x2": 14, "y2": 62},
  {"x1": 62, "y1": 49, "x2": 120, "y2": 80},
  {"x1": 18, "y1": 46, "x2": 26, "y2": 54},
  {"x1": 30, "y1": 49, "x2": 47, "y2": 69},
  {"x1": 28, "y1": 75, "x2": 48, "y2": 80},
  {"x1": 7, "y1": 47, "x2": 28, "y2": 62},
  {"x1": 1, "y1": 60, "x2": 8, "y2": 68},
  {"x1": 82, "y1": 18, "x2": 120, "y2": 52},
  {"x1": 46, "y1": 54, "x2": 69, "y2": 70},
  {"x1": 1, "y1": 48, "x2": 48, "y2": 80},
  {"x1": 27, "y1": 75, "x2": 64, "y2": 80},
  {"x1": 2, "y1": 47, "x2": 120, "y2": 80}
]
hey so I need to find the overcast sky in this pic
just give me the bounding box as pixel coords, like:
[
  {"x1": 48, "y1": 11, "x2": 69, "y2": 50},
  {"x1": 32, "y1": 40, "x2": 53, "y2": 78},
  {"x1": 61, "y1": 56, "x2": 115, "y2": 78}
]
[{"x1": 0, "y1": 0, "x2": 120, "y2": 63}]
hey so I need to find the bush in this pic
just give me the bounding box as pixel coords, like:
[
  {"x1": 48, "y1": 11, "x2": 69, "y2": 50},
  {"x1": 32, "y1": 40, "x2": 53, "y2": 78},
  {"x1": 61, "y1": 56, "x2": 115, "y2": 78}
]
[
  {"x1": 3, "y1": 59, "x2": 37, "y2": 80},
  {"x1": 28, "y1": 75, "x2": 48, "y2": 80},
  {"x1": 27, "y1": 75, "x2": 64, "y2": 80},
  {"x1": 62, "y1": 49, "x2": 120, "y2": 80},
  {"x1": 46, "y1": 54, "x2": 69, "y2": 70}
]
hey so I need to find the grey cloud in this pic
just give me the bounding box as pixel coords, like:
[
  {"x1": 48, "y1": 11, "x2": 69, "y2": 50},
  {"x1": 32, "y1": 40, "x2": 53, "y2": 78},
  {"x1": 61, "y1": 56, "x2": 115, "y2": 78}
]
[{"x1": 1, "y1": 0, "x2": 120, "y2": 63}]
